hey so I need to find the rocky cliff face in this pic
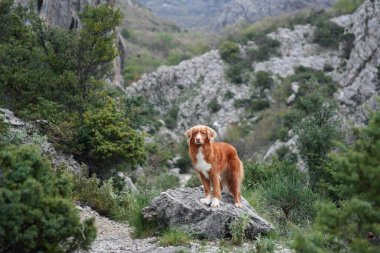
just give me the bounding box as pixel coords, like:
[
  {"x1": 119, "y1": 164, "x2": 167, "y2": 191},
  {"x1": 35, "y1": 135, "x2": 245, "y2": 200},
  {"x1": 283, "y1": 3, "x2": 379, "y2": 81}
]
[
  {"x1": 126, "y1": 0, "x2": 380, "y2": 144},
  {"x1": 136, "y1": 0, "x2": 334, "y2": 31}
]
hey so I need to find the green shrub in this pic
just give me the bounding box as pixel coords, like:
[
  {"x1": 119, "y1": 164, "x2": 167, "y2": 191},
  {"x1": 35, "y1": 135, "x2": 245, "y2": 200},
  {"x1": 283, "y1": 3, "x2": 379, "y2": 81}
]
[
  {"x1": 288, "y1": 83, "x2": 341, "y2": 191},
  {"x1": 0, "y1": 145, "x2": 96, "y2": 252},
  {"x1": 226, "y1": 66, "x2": 242, "y2": 84},
  {"x1": 254, "y1": 71, "x2": 274, "y2": 90},
  {"x1": 224, "y1": 90, "x2": 235, "y2": 100},
  {"x1": 290, "y1": 66, "x2": 338, "y2": 96},
  {"x1": 155, "y1": 173, "x2": 180, "y2": 191},
  {"x1": 164, "y1": 105, "x2": 179, "y2": 130},
  {"x1": 124, "y1": 53, "x2": 161, "y2": 84},
  {"x1": 159, "y1": 228, "x2": 193, "y2": 246},
  {"x1": 230, "y1": 213, "x2": 250, "y2": 245},
  {"x1": 73, "y1": 174, "x2": 128, "y2": 220},
  {"x1": 332, "y1": 0, "x2": 365, "y2": 15},
  {"x1": 313, "y1": 20, "x2": 345, "y2": 49},
  {"x1": 185, "y1": 174, "x2": 201, "y2": 188},
  {"x1": 121, "y1": 27, "x2": 134, "y2": 39},
  {"x1": 262, "y1": 163, "x2": 316, "y2": 224},
  {"x1": 254, "y1": 234, "x2": 276, "y2": 253},
  {"x1": 246, "y1": 37, "x2": 281, "y2": 62},
  {"x1": 219, "y1": 40, "x2": 241, "y2": 64},
  {"x1": 166, "y1": 50, "x2": 191, "y2": 66},
  {"x1": 234, "y1": 98, "x2": 270, "y2": 113},
  {"x1": 76, "y1": 98, "x2": 146, "y2": 166},
  {"x1": 293, "y1": 107, "x2": 380, "y2": 253},
  {"x1": 123, "y1": 191, "x2": 159, "y2": 238},
  {"x1": 208, "y1": 97, "x2": 222, "y2": 112}
]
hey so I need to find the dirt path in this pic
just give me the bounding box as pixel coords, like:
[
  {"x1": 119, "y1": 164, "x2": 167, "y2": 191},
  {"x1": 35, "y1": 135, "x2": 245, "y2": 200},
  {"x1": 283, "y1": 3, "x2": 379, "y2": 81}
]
[{"x1": 78, "y1": 205, "x2": 183, "y2": 253}]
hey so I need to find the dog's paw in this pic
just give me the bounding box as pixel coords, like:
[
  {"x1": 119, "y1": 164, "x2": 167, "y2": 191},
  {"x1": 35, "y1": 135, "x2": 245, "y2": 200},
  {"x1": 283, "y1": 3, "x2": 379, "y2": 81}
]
[
  {"x1": 200, "y1": 196, "x2": 212, "y2": 205},
  {"x1": 234, "y1": 202, "x2": 243, "y2": 208},
  {"x1": 210, "y1": 198, "x2": 220, "y2": 208}
]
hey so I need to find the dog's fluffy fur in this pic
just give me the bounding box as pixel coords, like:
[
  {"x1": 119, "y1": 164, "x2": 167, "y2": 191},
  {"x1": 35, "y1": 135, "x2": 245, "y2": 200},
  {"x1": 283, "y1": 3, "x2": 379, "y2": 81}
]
[{"x1": 185, "y1": 125, "x2": 244, "y2": 208}]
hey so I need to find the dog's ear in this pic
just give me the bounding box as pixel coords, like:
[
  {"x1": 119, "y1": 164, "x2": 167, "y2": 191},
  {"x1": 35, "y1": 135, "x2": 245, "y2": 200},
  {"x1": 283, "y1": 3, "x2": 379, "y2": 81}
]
[
  {"x1": 206, "y1": 127, "x2": 217, "y2": 142},
  {"x1": 184, "y1": 128, "x2": 193, "y2": 143}
]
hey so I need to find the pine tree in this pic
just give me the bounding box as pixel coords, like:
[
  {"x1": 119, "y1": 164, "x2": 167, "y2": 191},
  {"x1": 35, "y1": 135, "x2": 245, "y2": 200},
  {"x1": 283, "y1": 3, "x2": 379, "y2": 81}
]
[
  {"x1": 293, "y1": 107, "x2": 380, "y2": 253},
  {"x1": 0, "y1": 146, "x2": 96, "y2": 252}
]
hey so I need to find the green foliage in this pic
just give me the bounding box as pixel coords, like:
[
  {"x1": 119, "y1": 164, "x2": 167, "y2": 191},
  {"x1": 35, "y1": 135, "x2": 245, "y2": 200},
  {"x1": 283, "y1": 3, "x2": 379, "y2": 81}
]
[
  {"x1": 124, "y1": 96, "x2": 160, "y2": 131},
  {"x1": 225, "y1": 64, "x2": 246, "y2": 84},
  {"x1": 313, "y1": 21, "x2": 345, "y2": 49},
  {"x1": 289, "y1": 66, "x2": 338, "y2": 96},
  {"x1": 219, "y1": 40, "x2": 241, "y2": 64},
  {"x1": 0, "y1": 116, "x2": 9, "y2": 144},
  {"x1": 234, "y1": 98, "x2": 270, "y2": 113},
  {"x1": 124, "y1": 190, "x2": 159, "y2": 238},
  {"x1": 224, "y1": 90, "x2": 235, "y2": 100},
  {"x1": 253, "y1": 234, "x2": 276, "y2": 253},
  {"x1": 159, "y1": 228, "x2": 193, "y2": 246},
  {"x1": 287, "y1": 82, "x2": 341, "y2": 191},
  {"x1": 262, "y1": 164, "x2": 316, "y2": 223},
  {"x1": 333, "y1": 0, "x2": 365, "y2": 15},
  {"x1": 0, "y1": 145, "x2": 96, "y2": 252},
  {"x1": 164, "y1": 105, "x2": 180, "y2": 130},
  {"x1": 176, "y1": 140, "x2": 193, "y2": 174},
  {"x1": 208, "y1": 97, "x2": 222, "y2": 112},
  {"x1": 76, "y1": 98, "x2": 146, "y2": 165},
  {"x1": 246, "y1": 37, "x2": 281, "y2": 62},
  {"x1": 254, "y1": 71, "x2": 274, "y2": 90},
  {"x1": 230, "y1": 213, "x2": 250, "y2": 245},
  {"x1": 73, "y1": 173, "x2": 128, "y2": 220},
  {"x1": 124, "y1": 53, "x2": 161, "y2": 84},
  {"x1": 166, "y1": 50, "x2": 191, "y2": 66},
  {"x1": 185, "y1": 174, "x2": 201, "y2": 188},
  {"x1": 292, "y1": 102, "x2": 380, "y2": 253}
]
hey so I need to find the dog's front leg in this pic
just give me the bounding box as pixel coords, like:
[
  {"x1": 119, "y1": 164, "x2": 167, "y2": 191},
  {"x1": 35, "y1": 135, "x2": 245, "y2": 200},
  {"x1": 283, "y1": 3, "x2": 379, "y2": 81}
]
[
  {"x1": 199, "y1": 172, "x2": 212, "y2": 205},
  {"x1": 210, "y1": 172, "x2": 221, "y2": 207}
]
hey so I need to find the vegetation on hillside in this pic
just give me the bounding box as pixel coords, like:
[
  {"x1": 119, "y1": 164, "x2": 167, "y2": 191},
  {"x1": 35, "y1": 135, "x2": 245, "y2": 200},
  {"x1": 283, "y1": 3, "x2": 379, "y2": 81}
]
[{"x1": 1, "y1": 0, "x2": 376, "y2": 252}]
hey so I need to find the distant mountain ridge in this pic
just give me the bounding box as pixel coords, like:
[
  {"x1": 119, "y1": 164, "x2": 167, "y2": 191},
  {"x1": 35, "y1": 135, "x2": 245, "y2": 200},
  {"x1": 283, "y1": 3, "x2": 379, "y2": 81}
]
[{"x1": 136, "y1": 0, "x2": 334, "y2": 31}]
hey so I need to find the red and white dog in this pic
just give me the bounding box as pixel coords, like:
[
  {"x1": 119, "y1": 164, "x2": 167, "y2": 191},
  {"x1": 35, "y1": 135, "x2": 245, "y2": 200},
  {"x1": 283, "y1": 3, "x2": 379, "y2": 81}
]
[{"x1": 185, "y1": 125, "x2": 244, "y2": 208}]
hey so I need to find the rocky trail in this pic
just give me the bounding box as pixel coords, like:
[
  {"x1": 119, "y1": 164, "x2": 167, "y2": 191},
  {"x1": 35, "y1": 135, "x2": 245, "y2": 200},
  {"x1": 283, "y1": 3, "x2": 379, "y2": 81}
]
[
  {"x1": 78, "y1": 205, "x2": 183, "y2": 253},
  {"x1": 77, "y1": 189, "x2": 292, "y2": 253}
]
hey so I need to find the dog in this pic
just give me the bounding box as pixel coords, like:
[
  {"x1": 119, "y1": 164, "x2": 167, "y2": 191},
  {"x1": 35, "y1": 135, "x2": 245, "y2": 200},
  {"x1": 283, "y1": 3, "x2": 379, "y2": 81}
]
[{"x1": 185, "y1": 125, "x2": 244, "y2": 208}]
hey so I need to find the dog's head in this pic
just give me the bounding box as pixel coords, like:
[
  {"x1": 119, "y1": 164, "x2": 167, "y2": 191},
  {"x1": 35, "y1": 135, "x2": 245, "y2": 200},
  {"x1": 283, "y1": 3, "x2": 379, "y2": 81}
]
[{"x1": 184, "y1": 125, "x2": 217, "y2": 145}]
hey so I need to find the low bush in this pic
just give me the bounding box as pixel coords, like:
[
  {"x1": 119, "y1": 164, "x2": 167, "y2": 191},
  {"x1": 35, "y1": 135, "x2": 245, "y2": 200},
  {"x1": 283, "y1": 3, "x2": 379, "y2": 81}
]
[
  {"x1": 0, "y1": 145, "x2": 96, "y2": 252},
  {"x1": 208, "y1": 97, "x2": 222, "y2": 112},
  {"x1": 230, "y1": 213, "x2": 250, "y2": 245},
  {"x1": 225, "y1": 64, "x2": 245, "y2": 84},
  {"x1": 262, "y1": 162, "x2": 316, "y2": 224},
  {"x1": 290, "y1": 66, "x2": 338, "y2": 96},
  {"x1": 219, "y1": 40, "x2": 241, "y2": 64},
  {"x1": 246, "y1": 37, "x2": 281, "y2": 62},
  {"x1": 224, "y1": 90, "x2": 235, "y2": 100},
  {"x1": 254, "y1": 71, "x2": 274, "y2": 90},
  {"x1": 332, "y1": 0, "x2": 365, "y2": 15},
  {"x1": 234, "y1": 98, "x2": 270, "y2": 113},
  {"x1": 73, "y1": 174, "x2": 129, "y2": 220},
  {"x1": 313, "y1": 20, "x2": 345, "y2": 49},
  {"x1": 185, "y1": 174, "x2": 201, "y2": 188},
  {"x1": 159, "y1": 228, "x2": 193, "y2": 246},
  {"x1": 163, "y1": 105, "x2": 179, "y2": 130}
]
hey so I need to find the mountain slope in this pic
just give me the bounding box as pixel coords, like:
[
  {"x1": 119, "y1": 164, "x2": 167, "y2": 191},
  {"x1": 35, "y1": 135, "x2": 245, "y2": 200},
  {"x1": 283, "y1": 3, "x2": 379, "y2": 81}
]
[
  {"x1": 136, "y1": 0, "x2": 334, "y2": 32},
  {"x1": 126, "y1": 0, "x2": 380, "y2": 151}
]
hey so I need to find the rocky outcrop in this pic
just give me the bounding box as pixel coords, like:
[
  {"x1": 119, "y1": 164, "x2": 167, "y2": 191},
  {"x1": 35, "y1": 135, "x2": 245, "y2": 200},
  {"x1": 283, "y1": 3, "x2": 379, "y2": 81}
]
[
  {"x1": 331, "y1": 0, "x2": 380, "y2": 125},
  {"x1": 142, "y1": 187, "x2": 272, "y2": 239},
  {"x1": 0, "y1": 108, "x2": 83, "y2": 174},
  {"x1": 126, "y1": 50, "x2": 251, "y2": 139},
  {"x1": 136, "y1": 0, "x2": 333, "y2": 32}
]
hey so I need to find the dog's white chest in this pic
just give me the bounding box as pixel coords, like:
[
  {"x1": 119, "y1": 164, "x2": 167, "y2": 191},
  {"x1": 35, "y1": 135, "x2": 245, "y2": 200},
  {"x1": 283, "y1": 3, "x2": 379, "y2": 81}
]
[{"x1": 195, "y1": 147, "x2": 211, "y2": 178}]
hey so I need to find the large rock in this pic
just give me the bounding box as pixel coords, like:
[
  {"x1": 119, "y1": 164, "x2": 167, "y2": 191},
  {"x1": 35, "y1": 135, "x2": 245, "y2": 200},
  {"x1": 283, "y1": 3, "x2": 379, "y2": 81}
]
[{"x1": 142, "y1": 187, "x2": 272, "y2": 239}]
